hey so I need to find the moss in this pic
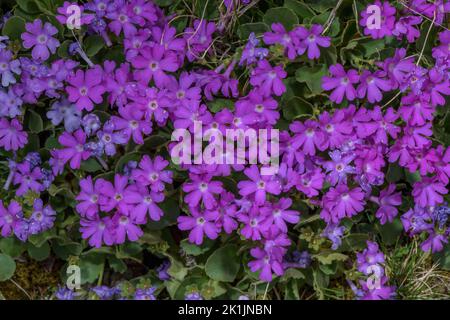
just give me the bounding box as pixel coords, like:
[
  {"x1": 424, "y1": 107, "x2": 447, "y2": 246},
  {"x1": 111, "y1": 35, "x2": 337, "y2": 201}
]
[{"x1": 0, "y1": 259, "x2": 59, "y2": 300}]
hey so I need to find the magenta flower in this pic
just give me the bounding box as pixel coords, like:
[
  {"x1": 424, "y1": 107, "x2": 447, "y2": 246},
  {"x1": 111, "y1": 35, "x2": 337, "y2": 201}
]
[
  {"x1": 290, "y1": 120, "x2": 325, "y2": 156},
  {"x1": 0, "y1": 200, "x2": 21, "y2": 237},
  {"x1": 57, "y1": 129, "x2": 91, "y2": 169},
  {"x1": 421, "y1": 232, "x2": 448, "y2": 253},
  {"x1": 260, "y1": 198, "x2": 300, "y2": 233},
  {"x1": 412, "y1": 177, "x2": 447, "y2": 208},
  {"x1": 111, "y1": 106, "x2": 151, "y2": 144},
  {"x1": 295, "y1": 168, "x2": 325, "y2": 198},
  {"x1": 321, "y1": 184, "x2": 366, "y2": 223},
  {"x1": 184, "y1": 20, "x2": 216, "y2": 62},
  {"x1": 13, "y1": 162, "x2": 43, "y2": 196},
  {"x1": 360, "y1": 1, "x2": 396, "y2": 39},
  {"x1": 248, "y1": 247, "x2": 283, "y2": 282},
  {"x1": 80, "y1": 217, "x2": 115, "y2": 248},
  {"x1": 294, "y1": 25, "x2": 330, "y2": 59},
  {"x1": 237, "y1": 90, "x2": 279, "y2": 126},
  {"x1": 112, "y1": 213, "x2": 143, "y2": 244},
  {"x1": 238, "y1": 205, "x2": 271, "y2": 240},
  {"x1": 76, "y1": 176, "x2": 105, "y2": 219},
  {"x1": 323, "y1": 150, "x2": 356, "y2": 186},
  {"x1": 263, "y1": 23, "x2": 298, "y2": 60},
  {"x1": 357, "y1": 70, "x2": 392, "y2": 103},
  {"x1": 250, "y1": 60, "x2": 286, "y2": 96},
  {"x1": 123, "y1": 185, "x2": 164, "y2": 223},
  {"x1": 399, "y1": 94, "x2": 435, "y2": 126},
  {"x1": 99, "y1": 174, "x2": 133, "y2": 214},
  {"x1": 131, "y1": 44, "x2": 178, "y2": 87},
  {"x1": 322, "y1": 64, "x2": 359, "y2": 103},
  {"x1": 372, "y1": 184, "x2": 402, "y2": 224},
  {"x1": 131, "y1": 155, "x2": 172, "y2": 192},
  {"x1": 66, "y1": 68, "x2": 106, "y2": 112},
  {"x1": 183, "y1": 174, "x2": 223, "y2": 210},
  {"x1": 177, "y1": 208, "x2": 220, "y2": 245},
  {"x1": 237, "y1": 165, "x2": 281, "y2": 205},
  {"x1": 392, "y1": 16, "x2": 422, "y2": 43},
  {"x1": 56, "y1": 2, "x2": 94, "y2": 27},
  {"x1": 0, "y1": 118, "x2": 28, "y2": 151},
  {"x1": 21, "y1": 19, "x2": 60, "y2": 61}
]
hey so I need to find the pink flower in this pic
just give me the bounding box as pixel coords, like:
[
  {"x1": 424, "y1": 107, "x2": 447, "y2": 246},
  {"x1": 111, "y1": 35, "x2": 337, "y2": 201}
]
[
  {"x1": 322, "y1": 64, "x2": 359, "y2": 103},
  {"x1": 66, "y1": 68, "x2": 106, "y2": 111},
  {"x1": 57, "y1": 129, "x2": 91, "y2": 169},
  {"x1": 0, "y1": 118, "x2": 28, "y2": 151}
]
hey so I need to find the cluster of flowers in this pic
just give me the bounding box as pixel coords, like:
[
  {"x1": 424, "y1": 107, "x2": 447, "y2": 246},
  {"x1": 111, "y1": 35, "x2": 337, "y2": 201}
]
[
  {"x1": 360, "y1": 0, "x2": 449, "y2": 42},
  {"x1": 0, "y1": 152, "x2": 55, "y2": 240},
  {"x1": 75, "y1": 155, "x2": 172, "y2": 247},
  {"x1": 348, "y1": 241, "x2": 396, "y2": 300},
  {"x1": 0, "y1": 0, "x2": 448, "y2": 298}
]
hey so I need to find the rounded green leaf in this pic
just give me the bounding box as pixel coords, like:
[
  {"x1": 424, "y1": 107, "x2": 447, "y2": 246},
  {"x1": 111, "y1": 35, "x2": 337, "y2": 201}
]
[
  {"x1": 205, "y1": 245, "x2": 240, "y2": 282},
  {"x1": 263, "y1": 7, "x2": 299, "y2": 30},
  {"x1": 2, "y1": 16, "x2": 26, "y2": 41},
  {"x1": 0, "y1": 254, "x2": 16, "y2": 282}
]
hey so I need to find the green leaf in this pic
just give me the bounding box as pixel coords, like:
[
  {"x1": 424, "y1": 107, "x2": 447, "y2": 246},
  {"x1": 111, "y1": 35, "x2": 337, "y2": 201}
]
[
  {"x1": 339, "y1": 233, "x2": 369, "y2": 252},
  {"x1": 2, "y1": 16, "x2": 26, "y2": 41},
  {"x1": 115, "y1": 152, "x2": 142, "y2": 173},
  {"x1": 263, "y1": 7, "x2": 299, "y2": 30},
  {"x1": 434, "y1": 242, "x2": 450, "y2": 271},
  {"x1": 80, "y1": 157, "x2": 103, "y2": 173},
  {"x1": 78, "y1": 253, "x2": 105, "y2": 284},
  {"x1": 27, "y1": 242, "x2": 50, "y2": 261},
  {"x1": 295, "y1": 64, "x2": 327, "y2": 95},
  {"x1": 147, "y1": 197, "x2": 180, "y2": 230},
  {"x1": 85, "y1": 35, "x2": 105, "y2": 57},
  {"x1": 313, "y1": 251, "x2": 348, "y2": 265},
  {"x1": 207, "y1": 98, "x2": 234, "y2": 113},
  {"x1": 0, "y1": 254, "x2": 16, "y2": 281},
  {"x1": 284, "y1": 0, "x2": 315, "y2": 19},
  {"x1": 16, "y1": 0, "x2": 41, "y2": 14},
  {"x1": 26, "y1": 110, "x2": 44, "y2": 133},
  {"x1": 378, "y1": 219, "x2": 403, "y2": 246},
  {"x1": 180, "y1": 238, "x2": 215, "y2": 256},
  {"x1": 237, "y1": 22, "x2": 269, "y2": 40},
  {"x1": 283, "y1": 96, "x2": 313, "y2": 120},
  {"x1": 205, "y1": 245, "x2": 240, "y2": 282},
  {"x1": 0, "y1": 237, "x2": 26, "y2": 258}
]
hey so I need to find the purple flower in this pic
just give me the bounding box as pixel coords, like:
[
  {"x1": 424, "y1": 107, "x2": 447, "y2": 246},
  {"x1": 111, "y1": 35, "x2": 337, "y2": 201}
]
[
  {"x1": 260, "y1": 198, "x2": 300, "y2": 233},
  {"x1": 131, "y1": 44, "x2": 178, "y2": 87},
  {"x1": 250, "y1": 60, "x2": 286, "y2": 96},
  {"x1": 392, "y1": 15, "x2": 422, "y2": 43},
  {"x1": 123, "y1": 185, "x2": 164, "y2": 223},
  {"x1": 113, "y1": 213, "x2": 143, "y2": 244},
  {"x1": 0, "y1": 88, "x2": 23, "y2": 118},
  {"x1": 248, "y1": 247, "x2": 283, "y2": 282},
  {"x1": 134, "y1": 287, "x2": 156, "y2": 300},
  {"x1": 294, "y1": 25, "x2": 330, "y2": 59},
  {"x1": 360, "y1": 1, "x2": 396, "y2": 39},
  {"x1": 185, "y1": 292, "x2": 203, "y2": 300},
  {"x1": 237, "y1": 90, "x2": 279, "y2": 127},
  {"x1": 240, "y1": 33, "x2": 268, "y2": 66},
  {"x1": 177, "y1": 208, "x2": 220, "y2": 245},
  {"x1": 0, "y1": 200, "x2": 21, "y2": 237},
  {"x1": 66, "y1": 68, "x2": 105, "y2": 112},
  {"x1": 413, "y1": 177, "x2": 447, "y2": 208},
  {"x1": 0, "y1": 49, "x2": 20, "y2": 87},
  {"x1": 323, "y1": 150, "x2": 356, "y2": 186},
  {"x1": 111, "y1": 106, "x2": 151, "y2": 144},
  {"x1": 80, "y1": 216, "x2": 115, "y2": 248},
  {"x1": 322, "y1": 64, "x2": 359, "y2": 103},
  {"x1": 184, "y1": 20, "x2": 216, "y2": 61},
  {"x1": 263, "y1": 23, "x2": 298, "y2": 60},
  {"x1": 21, "y1": 19, "x2": 60, "y2": 61},
  {"x1": 96, "y1": 120, "x2": 129, "y2": 156},
  {"x1": 28, "y1": 199, "x2": 56, "y2": 234},
  {"x1": 57, "y1": 129, "x2": 91, "y2": 169},
  {"x1": 76, "y1": 176, "x2": 105, "y2": 218},
  {"x1": 372, "y1": 184, "x2": 402, "y2": 224},
  {"x1": 47, "y1": 98, "x2": 82, "y2": 132},
  {"x1": 421, "y1": 232, "x2": 448, "y2": 253},
  {"x1": 357, "y1": 70, "x2": 392, "y2": 103},
  {"x1": 156, "y1": 261, "x2": 171, "y2": 281},
  {"x1": 131, "y1": 155, "x2": 172, "y2": 192},
  {"x1": 0, "y1": 118, "x2": 28, "y2": 151},
  {"x1": 183, "y1": 174, "x2": 223, "y2": 210},
  {"x1": 13, "y1": 162, "x2": 43, "y2": 196},
  {"x1": 290, "y1": 120, "x2": 325, "y2": 156},
  {"x1": 321, "y1": 184, "x2": 366, "y2": 223},
  {"x1": 322, "y1": 223, "x2": 346, "y2": 250},
  {"x1": 238, "y1": 204, "x2": 271, "y2": 240},
  {"x1": 295, "y1": 168, "x2": 325, "y2": 198},
  {"x1": 238, "y1": 165, "x2": 281, "y2": 205},
  {"x1": 356, "y1": 241, "x2": 385, "y2": 276}
]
